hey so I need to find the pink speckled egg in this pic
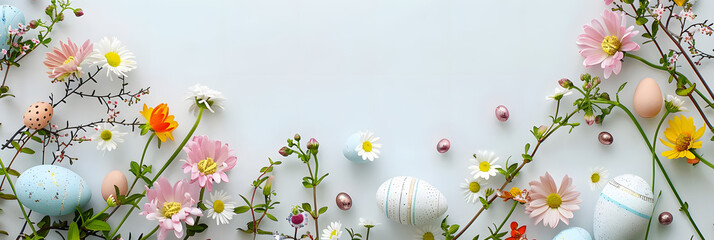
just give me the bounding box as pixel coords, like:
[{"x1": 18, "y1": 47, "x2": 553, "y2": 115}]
[
  {"x1": 101, "y1": 171, "x2": 128, "y2": 202},
  {"x1": 633, "y1": 78, "x2": 662, "y2": 118},
  {"x1": 23, "y1": 102, "x2": 53, "y2": 130}
]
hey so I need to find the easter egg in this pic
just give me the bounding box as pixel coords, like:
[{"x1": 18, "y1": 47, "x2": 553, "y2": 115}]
[
  {"x1": 0, "y1": 5, "x2": 25, "y2": 51},
  {"x1": 553, "y1": 227, "x2": 592, "y2": 240},
  {"x1": 16, "y1": 165, "x2": 92, "y2": 216},
  {"x1": 343, "y1": 132, "x2": 366, "y2": 163},
  {"x1": 376, "y1": 176, "x2": 447, "y2": 225},
  {"x1": 23, "y1": 102, "x2": 53, "y2": 130},
  {"x1": 633, "y1": 78, "x2": 662, "y2": 118},
  {"x1": 101, "y1": 171, "x2": 128, "y2": 202},
  {"x1": 593, "y1": 174, "x2": 654, "y2": 240}
]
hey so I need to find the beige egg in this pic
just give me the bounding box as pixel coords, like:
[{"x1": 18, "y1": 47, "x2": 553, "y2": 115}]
[
  {"x1": 101, "y1": 171, "x2": 128, "y2": 201},
  {"x1": 633, "y1": 78, "x2": 663, "y2": 118},
  {"x1": 23, "y1": 102, "x2": 53, "y2": 130}
]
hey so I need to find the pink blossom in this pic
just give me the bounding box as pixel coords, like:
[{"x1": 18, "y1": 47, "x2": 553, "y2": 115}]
[
  {"x1": 576, "y1": 10, "x2": 640, "y2": 79},
  {"x1": 21, "y1": 45, "x2": 29, "y2": 51},
  {"x1": 1, "y1": 49, "x2": 6, "y2": 55},
  {"x1": 525, "y1": 172, "x2": 582, "y2": 228},
  {"x1": 604, "y1": 0, "x2": 614, "y2": 5},
  {"x1": 700, "y1": 26, "x2": 712, "y2": 35},
  {"x1": 31, "y1": 38, "x2": 40, "y2": 44},
  {"x1": 140, "y1": 177, "x2": 202, "y2": 240},
  {"x1": 181, "y1": 135, "x2": 237, "y2": 191},
  {"x1": 668, "y1": 54, "x2": 679, "y2": 64},
  {"x1": 43, "y1": 38, "x2": 93, "y2": 82},
  {"x1": 680, "y1": 9, "x2": 695, "y2": 21},
  {"x1": 652, "y1": 4, "x2": 665, "y2": 21}
]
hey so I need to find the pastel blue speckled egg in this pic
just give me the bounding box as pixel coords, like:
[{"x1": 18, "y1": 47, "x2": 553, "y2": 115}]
[
  {"x1": 343, "y1": 132, "x2": 367, "y2": 163},
  {"x1": 593, "y1": 174, "x2": 653, "y2": 240},
  {"x1": 16, "y1": 165, "x2": 92, "y2": 216},
  {"x1": 553, "y1": 227, "x2": 592, "y2": 240},
  {"x1": 0, "y1": 5, "x2": 25, "y2": 51}
]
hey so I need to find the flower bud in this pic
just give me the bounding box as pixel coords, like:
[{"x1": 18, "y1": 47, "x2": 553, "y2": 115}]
[
  {"x1": 57, "y1": 12, "x2": 64, "y2": 21},
  {"x1": 537, "y1": 125, "x2": 547, "y2": 138},
  {"x1": 73, "y1": 8, "x2": 84, "y2": 17},
  {"x1": 293, "y1": 133, "x2": 301, "y2": 141},
  {"x1": 106, "y1": 195, "x2": 117, "y2": 207},
  {"x1": 592, "y1": 76, "x2": 601, "y2": 86},
  {"x1": 0, "y1": 86, "x2": 8, "y2": 94},
  {"x1": 595, "y1": 116, "x2": 602, "y2": 125},
  {"x1": 583, "y1": 82, "x2": 592, "y2": 91},
  {"x1": 263, "y1": 176, "x2": 274, "y2": 196},
  {"x1": 558, "y1": 78, "x2": 573, "y2": 89},
  {"x1": 584, "y1": 111, "x2": 595, "y2": 126},
  {"x1": 29, "y1": 20, "x2": 38, "y2": 29},
  {"x1": 306, "y1": 138, "x2": 319, "y2": 152},
  {"x1": 287, "y1": 138, "x2": 294, "y2": 147},
  {"x1": 45, "y1": 5, "x2": 55, "y2": 15},
  {"x1": 580, "y1": 73, "x2": 591, "y2": 81},
  {"x1": 279, "y1": 146, "x2": 292, "y2": 157},
  {"x1": 599, "y1": 92, "x2": 610, "y2": 101}
]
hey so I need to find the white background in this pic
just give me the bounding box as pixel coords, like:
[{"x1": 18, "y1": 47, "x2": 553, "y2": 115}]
[{"x1": 1, "y1": 0, "x2": 714, "y2": 239}]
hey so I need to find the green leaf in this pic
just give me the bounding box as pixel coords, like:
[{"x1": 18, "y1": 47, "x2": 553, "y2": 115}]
[
  {"x1": 524, "y1": 143, "x2": 530, "y2": 153},
  {"x1": 68, "y1": 222, "x2": 80, "y2": 240},
  {"x1": 20, "y1": 147, "x2": 35, "y2": 154},
  {"x1": 676, "y1": 83, "x2": 696, "y2": 96},
  {"x1": 266, "y1": 213, "x2": 278, "y2": 221},
  {"x1": 651, "y1": 20, "x2": 659, "y2": 36},
  {"x1": 0, "y1": 194, "x2": 17, "y2": 200},
  {"x1": 10, "y1": 141, "x2": 20, "y2": 150},
  {"x1": 623, "y1": 0, "x2": 634, "y2": 3},
  {"x1": 84, "y1": 220, "x2": 111, "y2": 231},
  {"x1": 448, "y1": 225, "x2": 459, "y2": 234},
  {"x1": 302, "y1": 203, "x2": 312, "y2": 213},
  {"x1": 234, "y1": 206, "x2": 250, "y2": 214},
  {"x1": 636, "y1": 17, "x2": 647, "y2": 25},
  {"x1": 318, "y1": 206, "x2": 328, "y2": 215}
]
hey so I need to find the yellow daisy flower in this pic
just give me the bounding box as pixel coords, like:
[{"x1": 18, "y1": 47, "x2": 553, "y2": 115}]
[{"x1": 660, "y1": 115, "x2": 705, "y2": 159}]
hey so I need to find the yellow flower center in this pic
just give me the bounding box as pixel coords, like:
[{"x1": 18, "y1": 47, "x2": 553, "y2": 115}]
[
  {"x1": 546, "y1": 193, "x2": 562, "y2": 209},
  {"x1": 509, "y1": 187, "x2": 521, "y2": 196},
  {"x1": 162, "y1": 201, "x2": 181, "y2": 218},
  {"x1": 478, "y1": 161, "x2": 491, "y2": 172},
  {"x1": 63, "y1": 56, "x2": 76, "y2": 65},
  {"x1": 468, "y1": 181, "x2": 481, "y2": 193},
  {"x1": 105, "y1": 52, "x2": 121, "y2": 67},
  {"x1": 362, "y1": 141, "x2": 373, "y2": 152},
  {"x1": 601, "y1": 35, "x2": 621, "y2": 56},
  {"x1": 100, "y1": 130, "x2": 113, "y2": 141},
  {"x1": 197, "y1": 157, "x2": 218, "y2": 175},
  {"x1": 675, "y1": 133, "x2": 692, "y2": 151},
  {"x1": 329, "y1": 229, "x2": 339, "y2": 238},
  {"x1": 423, "y1": 232, "x2": 435, "y2": 240},
  {"x1": 213, "y1": 199, "x2": 225, "y2": 213},
  {"x1": 591, "y1": 173, "x2": 601, "y2": 183}
]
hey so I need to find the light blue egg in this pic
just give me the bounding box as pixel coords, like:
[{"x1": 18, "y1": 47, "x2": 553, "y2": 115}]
[
  {"x1": 16, "y1": 165, "x2": 92, "y2": 216},
  {"x1": 343, "y1": 132, "x2": 369, "y2": 163},
  {"x1": 0, "y1": 5, "x2": 25, "y2": 51},
  {"x1": 552, "y1": 227, "x2": 592, "y2": 240}
]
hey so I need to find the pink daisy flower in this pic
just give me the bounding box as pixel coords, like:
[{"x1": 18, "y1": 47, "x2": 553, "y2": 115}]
[
  {"x1": 140, "y1": 177, "x2": 202, "y2": 240},
  {"x1": 604, "y1": 0, "x2": 614, "y2": 5},
  {"x1": 525, "y1": 172, "x2": 582, "y2": 228},
  {"x1": 181, "y1": 135, "x2": 237, "y2": 191},
  {"x1": 43, "y1": 38, "x2": 93, "y2": 82},
  {"x1": 576, "y1": 10, "x2": 640, "y2": 79}
]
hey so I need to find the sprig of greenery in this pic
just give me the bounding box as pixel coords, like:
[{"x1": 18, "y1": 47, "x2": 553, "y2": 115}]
[{"x1": 236, "y1": 158, "x2": 282, "y2": 239}]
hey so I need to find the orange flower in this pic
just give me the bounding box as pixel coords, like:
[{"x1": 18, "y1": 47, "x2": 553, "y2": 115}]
[{"x1": 140, "y1": 103, "x2": 178, "y2": 142}]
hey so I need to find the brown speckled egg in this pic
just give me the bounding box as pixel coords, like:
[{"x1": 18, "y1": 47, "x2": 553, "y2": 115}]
[{"x1": 23, "y1": 102, "x2": 53, "y2": 130}]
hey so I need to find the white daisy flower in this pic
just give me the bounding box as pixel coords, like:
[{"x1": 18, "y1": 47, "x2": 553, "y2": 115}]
[
  {"x1": 546, "y1": 87, "x2": 572, "y2": 101},
  {"x1": 91, "y1": 123, "x2": 127, "y2": 151},
  {"x1": 358, "y1": 217, "x2": 380, "y2": 228},
  {"x1": 355, "y1": 131, "x2": 382, "y2": 161},
  {"x1": 588, "y1": 167, "x2": 609, "y2": 191},
  {"x1": 87, "y1": 37, "x2": 136, "y2": 80},
  {"x1": 665, "y1": 95, "x2": 688, "y2": 113},
  {"x1": 468, "y1": 151, "x2": 501, "y2": 180},
  {"x1": 186, "y1": 84, "x2": 226, "y2": 114},
  {"x1": 321, "y1": 221, "x2": 343, "y2": 239},
  {"x1": 205, "y1": 190, "x2": 237, "y2": 225},
  {"x1": 460, "y1": 177, "x2": 489, "y2": 204},
  {"x1": 414, "y1": 225, "x2": 442, "y2": 240}
]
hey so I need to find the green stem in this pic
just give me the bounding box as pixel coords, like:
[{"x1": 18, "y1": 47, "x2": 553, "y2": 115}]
[
  {"x1": 691, "y1": 150, "x2": 714, "y2": 170},
  {"x1": 86, "y1": 205, "x2": 110, "y2": 223},
  {"x1": 183, "y1": 187, "x2": 206, "y2": 240},
  {"x1": 644, "y1": 191, "x2": 662, "y2": 240},
  {"x1": 110, "y1": 107, "x2": 205, "y2": 239},
  {"x1": 592, "y1": 100, "x2": 705, "y2": 240},
  {"x1": 152, "y1": 107, "x2": 204, "y2": 182},
  {"x1": 140, "y1": 225, "x2": 159, "y2": 240},
  {"x1": 365, "y1": 227, "x2": 371, "y2": 240},
  {"x1": 624, "y1": 52, "x2": 669, "y2": 71},
  {"x1": 485, "y1": 201, "x2": 518, "y2": 240},
  {"x1": 0, "y1": 157, "x2": 37, "y2": 235},
  {"x1": 128, "y1": 133, "x2": 155, "y2": 193},
  {"x1": 651, "y1": 112, "x2": 670, "y2": 193}
]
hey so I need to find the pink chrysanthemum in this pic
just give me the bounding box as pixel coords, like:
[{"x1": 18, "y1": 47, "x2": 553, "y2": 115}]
[
  {"x1": 576, "y1": 10, "x2": 640, "y2": 79},
  {"x1": 140, "y1": 177, "x2": 202, "y2": 240},
  {"x1": 43, "y1": 38, "x2": 93, "y2": 82},
  {"x1": 525, "y1": 172, "x2": 582, "y2": 228},
  {"x1": 181, "y1": 135, "x2": 237, "y2": 191}
]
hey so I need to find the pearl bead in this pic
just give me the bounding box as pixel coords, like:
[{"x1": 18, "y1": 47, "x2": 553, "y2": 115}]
[
  {"x1": 336, "y1": 192, "x2": 352, "y2": 210},
  {"x1": 495, "y1": 105, "x2": 509, "y2": 122},
  {"x1": 598, "y1": 131, "x2": 613, "y2": 145},
  {"x1": 437, "y1": 139, "x2": 451, "y2": 153},
  {"x1": 659, "y1": 212, "x2": 673, "y2": 225}
]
